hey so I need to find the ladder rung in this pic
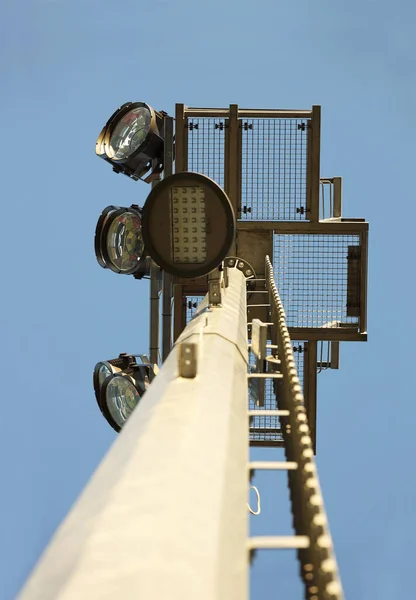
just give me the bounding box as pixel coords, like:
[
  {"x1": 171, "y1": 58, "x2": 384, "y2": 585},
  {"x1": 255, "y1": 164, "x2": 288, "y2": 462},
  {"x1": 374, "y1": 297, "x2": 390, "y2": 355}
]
[
  {"x1": 247, "y1": 290, "x2": 268, "y2": 293},
  {"x1": 248, "y1": 322, "x2": 273, "y2": 326},
  {"x1": 247, "y1": 373, "x2": 283, "y2": 379},
  {"x1": 247, "y1": 304, "x2": 270, "y2": 307},
  {"x1": 249, "y1": 278, "x2": 266, "y2": 281},
  {"x1": 248, "y1": 409, "x2": 289, "y2": 416},
  {"x1": 248, "y1": 461, "x2": 298, "y2": 471},
  {"x1": 247, "y1": 536, "x2": 310, "y2": 550},
  {"x1": 265, "y1": 356, "x2": 281, "y2": 364}
]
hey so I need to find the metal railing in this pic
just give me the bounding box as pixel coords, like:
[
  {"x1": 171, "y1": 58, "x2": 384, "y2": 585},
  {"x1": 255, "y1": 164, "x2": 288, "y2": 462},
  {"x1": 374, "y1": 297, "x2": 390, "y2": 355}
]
[
  {"x1": 320, "y1": 178, "x2": 342, "y2": 220},
  {"x1": 266, "y1": 255, "x2": 344, "y2": 600}
]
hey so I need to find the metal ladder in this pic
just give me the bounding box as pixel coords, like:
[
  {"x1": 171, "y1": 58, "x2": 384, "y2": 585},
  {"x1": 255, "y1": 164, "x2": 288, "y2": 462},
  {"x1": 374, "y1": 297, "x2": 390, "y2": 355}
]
[{"x1": 245, "y1": 261, "x2": 344, "y2": 600}]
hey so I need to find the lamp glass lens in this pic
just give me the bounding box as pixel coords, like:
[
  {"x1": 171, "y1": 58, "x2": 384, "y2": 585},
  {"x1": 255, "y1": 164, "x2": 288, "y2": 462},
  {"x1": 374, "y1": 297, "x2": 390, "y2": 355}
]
[
  {"x1": 106, "y1": 211, "x2": 144, "y2": 272},
  {"x1": 171, "y1": 186, "x2": 207, "y2": 264},
  {"x1": 109, "y1": 106, "x2": 151, "y2": 160},
  {"x1": 98, "y1": 364, "x2": 112, "y2": 386},
  {"x1": 97, "y1": 362, "x2": 121, "y2": 386},
  {"x1": 106, "y1": 376, "x2": 141, "y2": 428}
]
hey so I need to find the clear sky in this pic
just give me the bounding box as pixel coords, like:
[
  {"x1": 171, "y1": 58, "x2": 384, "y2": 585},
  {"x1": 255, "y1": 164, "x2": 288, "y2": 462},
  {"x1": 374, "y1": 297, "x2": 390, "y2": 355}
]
[{"x1": 1, "y1": 0, "x2": 415, "y2": 598}]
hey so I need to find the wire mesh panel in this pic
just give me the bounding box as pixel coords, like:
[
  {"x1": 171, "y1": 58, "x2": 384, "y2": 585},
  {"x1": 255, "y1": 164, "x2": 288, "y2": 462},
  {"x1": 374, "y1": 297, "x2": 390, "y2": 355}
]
[
  {"x1": 185, "y1": 296, "x2": 204, "y2": 322},
  {"x1": 187, "y1": 118, "x2": 225, "y2": 189},
  {"x1": 240, "y1": 119, "x2": 309, "y2": 221},
  {"x1": 248, "y1": 341, "x2": 305, "y2": 446},
  {"x1": 273, "y1": 234, "x2": 361, "y2": 328}
]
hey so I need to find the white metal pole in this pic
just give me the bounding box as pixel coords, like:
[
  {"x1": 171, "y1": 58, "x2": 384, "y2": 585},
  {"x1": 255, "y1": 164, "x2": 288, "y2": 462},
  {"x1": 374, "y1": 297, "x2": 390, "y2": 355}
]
[{"x1": 19, "y1": 267, "x2": 249, "y2": 600}]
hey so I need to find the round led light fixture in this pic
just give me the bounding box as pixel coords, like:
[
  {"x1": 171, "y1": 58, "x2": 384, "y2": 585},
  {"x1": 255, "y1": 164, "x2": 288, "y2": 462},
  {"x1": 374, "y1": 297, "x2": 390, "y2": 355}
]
[
  {"x1": 94, "y1": 204, "x2": 150, "y2": 277},
  {"x1": 93, "y1": 353, "x2": 136, "y2": 411},
  {"x1": 101, "y1": 373, "x2": 143, "y2": 431},
  {"x1": 96, "y1": 102, "x2": 166, "y2": 182},
  {"x1": 93, "y1": 354, "x2": 157, "y2": 432},
  {"x1": 141, "y1": 172, "x2": 236, "y2": 278}
]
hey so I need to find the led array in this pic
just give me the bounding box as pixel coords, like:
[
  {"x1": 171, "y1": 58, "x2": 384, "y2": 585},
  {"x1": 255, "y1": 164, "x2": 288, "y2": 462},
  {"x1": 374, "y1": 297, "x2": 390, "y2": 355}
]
[{"x1": 171, "y1": 186, "x2": 207, "y2": 263}]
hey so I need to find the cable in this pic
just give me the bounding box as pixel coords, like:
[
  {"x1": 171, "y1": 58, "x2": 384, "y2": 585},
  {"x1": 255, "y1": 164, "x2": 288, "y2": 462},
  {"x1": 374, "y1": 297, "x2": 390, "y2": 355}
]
[{"x1": 248, "y1": 485, "x2": 261, "y2": 516}]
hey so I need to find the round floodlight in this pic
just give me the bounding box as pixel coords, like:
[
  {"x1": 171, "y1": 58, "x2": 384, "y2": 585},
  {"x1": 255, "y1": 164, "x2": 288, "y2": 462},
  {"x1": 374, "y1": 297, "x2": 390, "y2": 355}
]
[
  {"x1": 94, "y1": 205, "x2": 149, "y2": 276},
  {"x1": 141, "y1": 172, "x2": 236, "y2": 278},
  {"x1": 93, "y1": 354, "x2": 157, "y2": 432},
  {"x1": 99, "y1": 361, "x2": 156, "y2": 432},
  {"x1": 96, "y1": 102, "x2": 166, "y2": 182}
]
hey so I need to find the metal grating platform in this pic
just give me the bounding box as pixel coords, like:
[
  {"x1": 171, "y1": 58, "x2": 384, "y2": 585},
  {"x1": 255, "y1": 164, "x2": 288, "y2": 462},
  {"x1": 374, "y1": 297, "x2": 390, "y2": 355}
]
[{"x1": 273, "y1": 233, "x2": 360, "y2": 328}]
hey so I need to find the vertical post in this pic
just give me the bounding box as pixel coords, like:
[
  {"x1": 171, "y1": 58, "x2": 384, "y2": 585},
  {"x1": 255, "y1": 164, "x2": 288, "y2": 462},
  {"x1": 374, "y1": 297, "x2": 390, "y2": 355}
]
[
  {"x1": 303, "y1": 341, "x2": 318, "y2": 454},
  {"x1": 149, "y1": 260, "x2": 160, "y2": 364},
  {"x1": 149, "y1": 170, "x2": 162, "y2": 364},
  {"x1": 333, "y1": 176, "x2": 342, "y2": 218},
  {"x1": 173, "y1": 283, "x2": 186, "y2": 341},
  {"x1": 172, "y1": 104, "x2": 189, "y2": 344},
  {"x1": 19, "y1": 268, "x2": 249, "y2": 600},
  {"x1": 224, "y1": 104, "x2": 240, "y2": 254},
  {"x1": 175, "y1": 103, "x2": 188, "y2": 172},
  {"x1": 359, "y1": 229, "x2": 368, "y2": 334},
  {"x1": 162, "y1": 115, "x2": 174, "y2": 361},
  {"x1": 307, "y1": 105, "x2": 321, "y2": 222}
]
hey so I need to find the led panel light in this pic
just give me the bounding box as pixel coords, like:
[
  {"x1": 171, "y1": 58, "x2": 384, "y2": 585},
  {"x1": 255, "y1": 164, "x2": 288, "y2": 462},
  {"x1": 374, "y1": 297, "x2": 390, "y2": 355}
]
[
  {"x1": 171, "y1": 186, "x2": 207, "y2": 264},
  {"x1": 142, "y1": 172, "x2": 235, "y2": 278}
]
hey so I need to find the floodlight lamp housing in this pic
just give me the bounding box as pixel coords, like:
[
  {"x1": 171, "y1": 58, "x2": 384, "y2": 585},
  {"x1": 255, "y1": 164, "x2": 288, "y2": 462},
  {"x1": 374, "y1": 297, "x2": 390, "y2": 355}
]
[
  {"x1": 96, "y1": 102, "x2": 166, "y2": 183},
  {"x1": 93, "y1": 353, "x2": 158, "y2": 432},
  {"x1": 93, "y1": 353, "x2": 137, "y2": 409},
  {"x1": 94, "y1": 204, "x2": 150, "y2": 277},
  {"x1": 141, "y1": 172, "x2": 236, "y2": 278}
]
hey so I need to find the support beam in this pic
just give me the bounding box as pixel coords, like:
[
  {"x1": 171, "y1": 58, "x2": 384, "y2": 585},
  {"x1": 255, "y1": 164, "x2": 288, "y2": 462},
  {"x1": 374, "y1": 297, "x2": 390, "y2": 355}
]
[
  {"x1": 19, "y1": 269, "x2": 249, "y2": 600},
  {"x1": 162, "y1": 272, "x2": 173, "y2": 361},
  {"x1": 333, "y1": 176, "x2": 342, "y2": 218},
  {"x1": 184, "y1": 107, "x2": 313, "y2": 119},
  {"x1": 288, "y1": 327, "x2": 367, "y2": 342},
  {"x1": 173, "y1": 284, "x2": 185, "y2": 341},
  {"x1": 307, "y1": 105, "x2": 321, "y2": 222},
  {"x1": 360, "y1": 229, "x2": 369, "y2": 334},
  {"x1": 224, "y1": 103, "x2": 241, "y2": 247},
  {"x1": 304, "y1": 341, "x2": 318, "y2": 454},
  {"x1": 161, "y1": 115, "x2": 174, "y2": 362},
  {"x1": 237, "y1": 220, "x2": 369, "y2": 233},
  {"x1": 174, "y1": 103, "x2": 188, "y2": 171},
  {"x1": 149, "y1": 260, "x2": 160, "y2": 364}
]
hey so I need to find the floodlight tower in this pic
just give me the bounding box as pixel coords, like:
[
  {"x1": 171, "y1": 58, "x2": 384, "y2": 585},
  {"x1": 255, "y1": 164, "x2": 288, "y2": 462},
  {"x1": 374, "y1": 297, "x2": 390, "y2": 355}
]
[{"x1": 18, "y1": 102, "x2": 368, "y2": 600}]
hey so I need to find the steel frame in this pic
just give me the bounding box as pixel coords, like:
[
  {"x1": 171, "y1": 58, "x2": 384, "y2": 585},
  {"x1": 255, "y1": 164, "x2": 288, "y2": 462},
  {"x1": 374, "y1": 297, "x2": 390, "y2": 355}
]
[{"x1": 170, "y1": 104, "x2": 369, "y2": 453}]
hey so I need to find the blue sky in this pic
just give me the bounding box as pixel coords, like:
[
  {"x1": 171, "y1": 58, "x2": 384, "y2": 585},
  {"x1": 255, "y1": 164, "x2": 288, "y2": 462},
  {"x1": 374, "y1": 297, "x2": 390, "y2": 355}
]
[{"x1": 1, "y1": 0, "x2": 415, "y2": 598}]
